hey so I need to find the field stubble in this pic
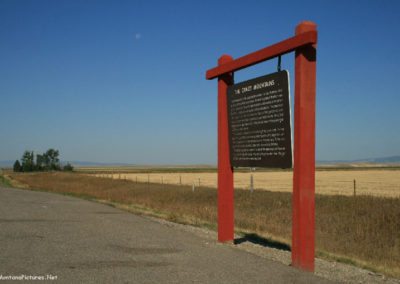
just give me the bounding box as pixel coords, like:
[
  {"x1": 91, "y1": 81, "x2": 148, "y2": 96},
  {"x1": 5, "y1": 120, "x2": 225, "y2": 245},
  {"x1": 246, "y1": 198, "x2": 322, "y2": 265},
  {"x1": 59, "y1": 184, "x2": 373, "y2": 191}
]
[
  {"x1": 95, "y1": 169, "x2": 400, "y2": 198},
  {"x1": 6, "y1": 171, "x2": 400, "y2": 278}
]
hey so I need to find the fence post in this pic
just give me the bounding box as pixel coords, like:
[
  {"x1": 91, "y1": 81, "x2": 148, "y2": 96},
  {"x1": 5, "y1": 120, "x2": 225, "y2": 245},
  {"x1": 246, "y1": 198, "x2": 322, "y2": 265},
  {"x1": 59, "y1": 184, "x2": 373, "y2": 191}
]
[
  {"x1": 292, "y1": 21, "x2": 317, "y2": 272},
  {"x1": 353, "y1": 179, "x2": 356, "y2": 197},
  {"x1": 250, "y1": 174, "x2": 254, "y2": 193},
  {"x1": 217, "y1": 54, "x2": 234, "y2": 243}
]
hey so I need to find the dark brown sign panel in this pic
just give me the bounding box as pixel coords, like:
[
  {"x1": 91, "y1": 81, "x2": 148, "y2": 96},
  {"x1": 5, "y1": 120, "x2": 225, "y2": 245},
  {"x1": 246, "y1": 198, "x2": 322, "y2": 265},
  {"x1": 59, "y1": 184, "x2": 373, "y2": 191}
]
[{"x1": 227, "y1": 71, "x2": 292, "y2": 168}]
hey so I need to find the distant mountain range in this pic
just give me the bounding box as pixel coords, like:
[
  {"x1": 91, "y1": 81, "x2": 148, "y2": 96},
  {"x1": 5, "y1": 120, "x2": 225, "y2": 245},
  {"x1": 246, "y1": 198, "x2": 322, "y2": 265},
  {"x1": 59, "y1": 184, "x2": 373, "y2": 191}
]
[
  {"x1": 62, "y1": 161, "x2": 135, "y2": 167},
  {"x1": 316, "y1": 156, "x2": 400, "y2": 164},
  {"x1": 1, "y1": 156, "x2": 400, "y2": 168},
  {"x1": 0, "y1": 160, "x2": 17, "y2": 167}
]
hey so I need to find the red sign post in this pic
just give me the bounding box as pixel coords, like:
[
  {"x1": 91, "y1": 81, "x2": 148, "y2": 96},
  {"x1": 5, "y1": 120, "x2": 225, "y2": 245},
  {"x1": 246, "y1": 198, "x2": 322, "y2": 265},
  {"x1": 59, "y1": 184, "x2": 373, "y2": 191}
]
[
  {"x1": 217, "y1": 55, "x2": 235, "y2": 243},
  {"x1": 206, "y1": 21, "x2": 317, "y2": 271}
]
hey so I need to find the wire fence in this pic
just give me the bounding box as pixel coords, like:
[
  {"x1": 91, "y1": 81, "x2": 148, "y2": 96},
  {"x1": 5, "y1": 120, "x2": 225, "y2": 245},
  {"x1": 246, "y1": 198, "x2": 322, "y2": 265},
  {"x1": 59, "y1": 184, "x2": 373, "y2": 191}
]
[{"x1": 92, "y1": 171, "x2": 400, "y2": 198}]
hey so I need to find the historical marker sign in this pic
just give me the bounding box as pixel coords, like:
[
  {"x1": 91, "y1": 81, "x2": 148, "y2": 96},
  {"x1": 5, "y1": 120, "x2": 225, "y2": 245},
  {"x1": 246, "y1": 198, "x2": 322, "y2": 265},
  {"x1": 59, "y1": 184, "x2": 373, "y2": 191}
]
[
  {"x1": 207, "y1": 22, "x2": 317, "y2": 271},
  {"x1": 227, "y1": 71, "x2": 292, "y2": 168}
]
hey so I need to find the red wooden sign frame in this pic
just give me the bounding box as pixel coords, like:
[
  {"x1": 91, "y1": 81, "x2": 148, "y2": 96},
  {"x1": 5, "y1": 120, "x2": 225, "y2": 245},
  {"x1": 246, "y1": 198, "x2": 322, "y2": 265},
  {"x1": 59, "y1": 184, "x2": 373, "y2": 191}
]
[{"x1": 206, "y1": 21, "x2": 317, "y2": 272}]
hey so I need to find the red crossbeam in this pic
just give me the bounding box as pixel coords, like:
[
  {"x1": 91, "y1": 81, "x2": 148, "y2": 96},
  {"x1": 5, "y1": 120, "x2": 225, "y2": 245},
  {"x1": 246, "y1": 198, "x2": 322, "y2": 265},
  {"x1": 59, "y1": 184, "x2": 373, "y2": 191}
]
[{"x1": 206, "y1": 30, "x2": 317, "y2": 80}]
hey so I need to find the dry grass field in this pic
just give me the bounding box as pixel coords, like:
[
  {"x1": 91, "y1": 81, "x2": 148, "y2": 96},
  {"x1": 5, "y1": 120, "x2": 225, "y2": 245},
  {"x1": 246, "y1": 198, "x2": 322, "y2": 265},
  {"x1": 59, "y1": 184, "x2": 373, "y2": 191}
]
[
  {"x1": 94, "y1": 169, "x2": 400, "y2": 197},
  {"x1": 4, "y1": 171, "x2": 400, "y2": 278}
]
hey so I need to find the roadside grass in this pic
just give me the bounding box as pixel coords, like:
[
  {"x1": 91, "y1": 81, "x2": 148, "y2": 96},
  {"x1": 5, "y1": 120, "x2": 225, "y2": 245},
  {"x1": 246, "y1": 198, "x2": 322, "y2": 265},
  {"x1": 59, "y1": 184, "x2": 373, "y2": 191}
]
[
  {"x1": 7, "y1": 171, "x2": 400, "y2": 278},
  {"x1": 0, "y1": 172, "x2": 13, "y2": 187}
]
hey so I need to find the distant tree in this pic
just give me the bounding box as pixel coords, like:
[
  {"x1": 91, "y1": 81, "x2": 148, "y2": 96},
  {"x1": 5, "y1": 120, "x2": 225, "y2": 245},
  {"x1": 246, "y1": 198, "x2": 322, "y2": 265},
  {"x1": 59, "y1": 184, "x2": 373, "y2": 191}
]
[
  {"x1": 43, "y1": 149, "x2": 61, "y2": 171},
  {"x1": 13, "y1": 160, "x2": 22, "y2": 172},
  {"x1": 21, "y1": 151, "x2": 34, "y2": 172},
  {"x1": 35, "y1": 154, "x2": 44, "y2": 171},
  {"x1": 17, "y1": 148, "x2": 65, "y2": 172},
  {"x1": 63, "y1": 163, "x2": 74, "y2": 172},
  {"x1": 42, "y1": 151, "x2": 50, "y2": 170}
]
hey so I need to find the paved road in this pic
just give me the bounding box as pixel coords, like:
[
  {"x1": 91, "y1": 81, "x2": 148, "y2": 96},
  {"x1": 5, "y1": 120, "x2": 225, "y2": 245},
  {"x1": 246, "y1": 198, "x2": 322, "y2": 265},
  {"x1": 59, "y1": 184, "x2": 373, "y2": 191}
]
[{"x1": 0, "y1": 187, "x2": 335, "y2": 283}]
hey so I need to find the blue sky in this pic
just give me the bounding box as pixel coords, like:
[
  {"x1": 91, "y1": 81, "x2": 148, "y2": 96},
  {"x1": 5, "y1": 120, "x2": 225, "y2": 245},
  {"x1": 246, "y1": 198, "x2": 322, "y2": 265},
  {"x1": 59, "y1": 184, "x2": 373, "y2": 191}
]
[{"x1": 1, "y1": 0, "x2": 399, "y2": 164}]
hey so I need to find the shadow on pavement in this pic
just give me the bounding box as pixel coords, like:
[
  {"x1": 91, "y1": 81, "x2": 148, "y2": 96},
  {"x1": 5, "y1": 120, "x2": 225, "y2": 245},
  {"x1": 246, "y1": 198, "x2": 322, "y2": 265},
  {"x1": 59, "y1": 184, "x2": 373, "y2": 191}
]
[{"x1": 235, "y1": 233, "x2": 291, "y2": 252}]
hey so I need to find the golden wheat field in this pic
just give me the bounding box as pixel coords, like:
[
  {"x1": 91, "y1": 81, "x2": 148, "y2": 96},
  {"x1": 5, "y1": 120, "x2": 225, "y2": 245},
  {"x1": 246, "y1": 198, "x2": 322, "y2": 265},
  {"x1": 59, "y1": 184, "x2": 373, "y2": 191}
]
[{"x1": 94, "y1": 169, "x2": 400, "y2": 197}]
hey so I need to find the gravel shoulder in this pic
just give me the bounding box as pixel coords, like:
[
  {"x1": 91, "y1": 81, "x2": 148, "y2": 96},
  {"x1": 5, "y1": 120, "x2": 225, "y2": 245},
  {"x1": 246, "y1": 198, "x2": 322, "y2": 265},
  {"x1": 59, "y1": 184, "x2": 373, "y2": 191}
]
[{"x1": 151, "y1": 216, "x2": 400, "y2": 284}]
